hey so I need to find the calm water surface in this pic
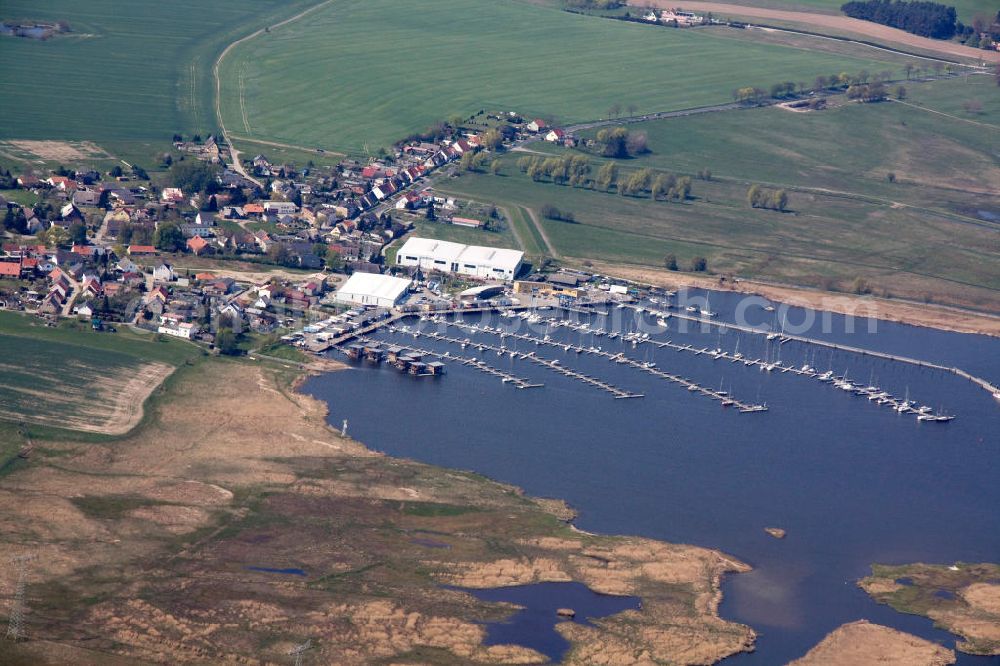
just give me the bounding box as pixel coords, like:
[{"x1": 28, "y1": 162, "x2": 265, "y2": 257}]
[{"x1": 304, "y1": 291, "x2": 1000, "y2": 663}]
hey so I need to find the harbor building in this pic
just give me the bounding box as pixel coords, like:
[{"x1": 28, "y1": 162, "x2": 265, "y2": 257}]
[
  {"x1": 395, "y1": 237, "x2": 523, "y2": 281},
  {"x1": 335, "y1": 272, "x2": 412, "y2": 308}
]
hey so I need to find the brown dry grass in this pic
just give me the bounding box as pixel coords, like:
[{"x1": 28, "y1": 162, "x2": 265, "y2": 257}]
[
  {"x1": 0, "y1": 359, "x2": 755, "y2": 665},
  {"x1": 788, "y1": 620, "x2": 956, "y2": 665}
]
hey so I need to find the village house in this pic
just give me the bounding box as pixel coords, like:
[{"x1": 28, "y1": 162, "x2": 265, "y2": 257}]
[
  {"x1": 158, "y1": 312, "x2": 198, "y2": 340},
  {"x1": 160, "y1": 187, "x2": 184, "y2": 203},
  {"x1": 544, "y1": 128, "x2": 566, "y2": 142},
  {"x1": 186, "y1": 235, "x2": 213, "y2": 255},
  {"x1": 526, "y1": 119, "x2": 547, "y2": 133},
  {"x1": 72, "y1": 189, "x2": 102, "y2": 207},
  {"x1": 152, "y1": 262, "x2": 175, "y2": 283},
  {"x1": 128, "y1": 245, "x2": 158, "y2": 256}
]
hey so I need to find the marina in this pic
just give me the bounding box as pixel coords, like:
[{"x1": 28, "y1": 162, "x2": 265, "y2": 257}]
[
  {"x1": 303, "y1": 299, "x2": 1000, "y2": 666},
  {"x1": 623, "y1": 303, "x2": 1000, "y2": 404},
  {"x1": 395, "y1": 314, "x2": 949, "y2": 420}
]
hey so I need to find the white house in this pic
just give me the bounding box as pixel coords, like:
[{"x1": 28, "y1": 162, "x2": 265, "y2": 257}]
[
  {"x1": 152, "y1": 262, "x2": 175, "y2": 283},
  {"x1": 195, "y1": 211, "x2": 216, "y2": 226},
  {"x1": 544, "y1": 129, "x2": 566, "y2": 142},
  {"x1": 335, "y1": 272, "x2": 411, "y2": 308},
  {"x1": 526, "y1": 119, "x2": 547, "y2": 133},
  {"x1": 158, "y1": 313, "x2": 198, "y2": 339}
]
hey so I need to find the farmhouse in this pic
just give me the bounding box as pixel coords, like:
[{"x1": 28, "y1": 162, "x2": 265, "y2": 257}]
[
  {"x1": 395, "y1": 237, "x2": 523, "y2": 281},
  {"x1": 335, "y1": 272, "x2": 412, "y2": 308},
  {"x1": 544, "y1": 129, "x2": 566, "y2": 142},
  {"x1": 659, "y1": 9, "x2": 705, "y2": 25},
  {"x1": 526, "y1": 119, "x2": 547, "y2": 133}
]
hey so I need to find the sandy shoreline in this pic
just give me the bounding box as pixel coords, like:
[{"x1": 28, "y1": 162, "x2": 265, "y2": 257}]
[{"x1": 590, "y1": 261, "x2": 1000, "y2": 338}]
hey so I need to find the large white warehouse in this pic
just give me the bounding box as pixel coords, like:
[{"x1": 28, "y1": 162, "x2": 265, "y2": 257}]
[
  {"x1": 396, "y1": 237, "x2": 523, "y2": 281},
  {"x1": 335, "y1": 272, "x2": 412, "y2": 308}
]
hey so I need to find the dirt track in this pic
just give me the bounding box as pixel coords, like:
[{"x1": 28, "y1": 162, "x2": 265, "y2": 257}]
[{"x1": 636, "y1": 1, "x2": 1000, "y2": 63}]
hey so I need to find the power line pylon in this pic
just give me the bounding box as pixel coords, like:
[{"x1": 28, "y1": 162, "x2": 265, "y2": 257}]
[
  {"x1": 6, "y1": 553, "x2": 36, "y2": 641},
  {"x1": 288, "y1": 639, "x2": 312, "y2": 666}
]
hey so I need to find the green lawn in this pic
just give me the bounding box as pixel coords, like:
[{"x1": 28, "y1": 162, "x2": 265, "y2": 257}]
[
  {"x1": 0, "y1": 0, "x2": 318, "y2": 163},
  {"x1": 218, "y1": 0, "x2": 907, "y2": 155}
]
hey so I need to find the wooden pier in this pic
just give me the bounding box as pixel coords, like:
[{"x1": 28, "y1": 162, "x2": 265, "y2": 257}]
[
  {"x1": 392, "y1": 327, "x2": 640, "y2": 399},
  {"x1": 625, "y1": 305, "x2": 1000, "y2": 402},
  {"x1": 439, "y1": 321, "x2": 763, "y2": 410}
]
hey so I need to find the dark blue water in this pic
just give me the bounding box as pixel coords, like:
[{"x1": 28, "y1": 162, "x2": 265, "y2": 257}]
[
  {"x1": 455, "y1": 582, "x2": 640, "y2": 661},
  {"x1": 304, "y1": 291, "x2": 1000, "y2": 664}
]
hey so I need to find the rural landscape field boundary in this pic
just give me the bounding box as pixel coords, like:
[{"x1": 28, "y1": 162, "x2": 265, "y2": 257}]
[{"x1": 213, "y1": 0, "x2": 336, "y2": 187}]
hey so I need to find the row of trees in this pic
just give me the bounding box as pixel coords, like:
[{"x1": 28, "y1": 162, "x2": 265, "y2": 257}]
[
  {"x1": 840, "y1": 0, "x2": 958, "y2": 39},
  {"x1": 517, "y1": 155, "x2": 693, "y2": 201},
  {"x1": 518, "y1": 154, "x2": 593, "y2": 186},
  {"x1": 747, "y1": 185, "x2": 789, "y2": 211},
  {"x1": 735, "y1": 67, "x2": 932, "y2": 106}
]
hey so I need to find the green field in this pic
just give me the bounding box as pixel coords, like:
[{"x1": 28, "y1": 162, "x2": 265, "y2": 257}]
[
  {"x1": 0, "y1": 0, "x2": 317, "y2": 166},
  {"x1": 0, "y1": 312, "x2": 198, "y2": 441},
  {"x1": 435, "y1": 79, "x2": 1000, "y2": 311},
  {"x1": 551, "y1": 76, "x2": 1000, "y2": 207},
  {"x1": 218, "y1": 0, "x2": 909, "y2": 155}
]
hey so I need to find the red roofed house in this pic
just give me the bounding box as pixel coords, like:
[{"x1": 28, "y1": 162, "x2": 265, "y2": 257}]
[
  {"x1": 186, "y1": 235, "x2": 212, "y2": 255},
  {"x1": 47, "y1": 175, "x2": 78, "y2": 191},
  {"x1": 243, "y1": 203, "x2": 264, "y2": 216},
  {"x1": 544, "y1": 129, "x2": 566, "y2": 142},
  {"x1": 128, "y1": 245, "x2": 157, "y2": 255},
  {"x1": 0, "y1": 262, "x2": 21, "y2": 279},
  {"x1": 526, "y1": 119, "x2": 547, "y2": 133}
]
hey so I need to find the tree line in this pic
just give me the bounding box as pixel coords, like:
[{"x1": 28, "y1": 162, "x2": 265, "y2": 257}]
[
  {"x1": 840, "y1": 0, "x2": 958, "y2": 39},
  {"x1": 516, "y1": 155, "x2": 693, "y2": 201}
]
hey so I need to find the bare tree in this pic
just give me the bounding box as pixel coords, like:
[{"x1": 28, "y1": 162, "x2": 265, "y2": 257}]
[{"x1": 627, "y1": 103, "x2": 638, "y2": 117}]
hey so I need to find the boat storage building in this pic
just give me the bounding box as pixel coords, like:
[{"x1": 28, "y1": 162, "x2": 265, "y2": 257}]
[
  {"x1": 395, "y1": 237, "x2": 523, "y2": 281},
  {"x1": 335, "y1": 272, "x2": 412, "y2": 308}
]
